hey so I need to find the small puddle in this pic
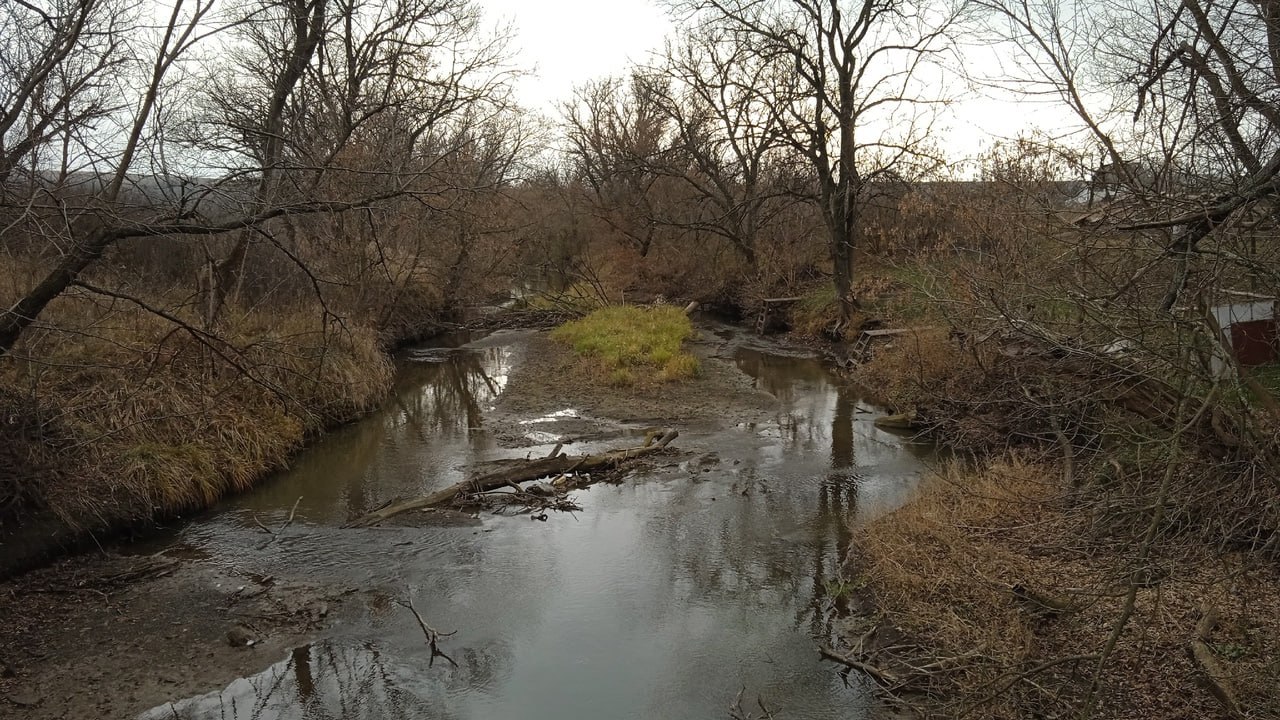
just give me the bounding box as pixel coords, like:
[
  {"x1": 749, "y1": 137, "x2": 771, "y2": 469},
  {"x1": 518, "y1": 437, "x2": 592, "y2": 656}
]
[{"x1": 141, "y1": 326, "x2": 932, "y2": 719}]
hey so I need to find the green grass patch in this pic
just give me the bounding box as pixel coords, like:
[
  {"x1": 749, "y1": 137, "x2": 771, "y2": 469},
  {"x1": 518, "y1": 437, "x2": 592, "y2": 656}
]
[
  {"x1": 791, "y1": 285, "x2": 840, "y2": 337},
  {"x1": 876, "y1": 263, "x2": 939, "y2": 323},
  {"x1": 551, "y1": 305, "x2": 699, "y2": 384},
  {"x1": 1216, "y1": 363, "x2": 1280, "y2": 412}
]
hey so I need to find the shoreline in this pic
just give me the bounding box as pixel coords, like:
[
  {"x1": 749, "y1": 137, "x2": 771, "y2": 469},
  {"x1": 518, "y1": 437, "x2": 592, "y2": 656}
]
[
  {"x1": 0, "y1": 308, "x2": 766, "y2": 579},
  {"x1": 0, "y1": 311, "x2": 582, "y2": 580},
  {"x1": 833, "y1": 328, "x2": 1280, "y2": 718},
  {"x1": 0, "y1": 313, "x2": 882, "y2": 720}
]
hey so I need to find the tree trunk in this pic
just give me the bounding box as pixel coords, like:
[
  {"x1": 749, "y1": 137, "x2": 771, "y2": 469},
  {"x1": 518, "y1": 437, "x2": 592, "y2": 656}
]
[
  {"x1": 831, "y1": 222, "x2": 856, "y2": 326},
  {"x1": 442, "y1": 222, "x2": 471, "y2": 310},
  {"x1": 204, "y1": 0, "x2": 326, "y2": 326},
  {"x1": 0, "y1": 226, "x2": 114, "y2": 355}
]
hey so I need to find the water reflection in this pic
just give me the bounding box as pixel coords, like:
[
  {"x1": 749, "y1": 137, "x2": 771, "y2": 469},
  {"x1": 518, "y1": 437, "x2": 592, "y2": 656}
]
[
  {"x1": 730, "y1": 345, "x2": 931, "y2": 639},
  {"x1": 149, "y1": 329, "x2": 929, "y2": 720},
  {"x1": 222, "y1": 335, "x2": 522, "y2": 525},
  {"x1": 392, "y1": 344, "x2": 512, "y2": 439},
  {"x1": 140, "y1": 640, "x2": 478, "y2": 720}
]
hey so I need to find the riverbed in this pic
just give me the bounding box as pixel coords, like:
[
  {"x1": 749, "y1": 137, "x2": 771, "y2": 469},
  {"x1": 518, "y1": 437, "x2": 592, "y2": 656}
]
[{"x1": 1, "y1": 323, "x2": 931, "y2": 720}]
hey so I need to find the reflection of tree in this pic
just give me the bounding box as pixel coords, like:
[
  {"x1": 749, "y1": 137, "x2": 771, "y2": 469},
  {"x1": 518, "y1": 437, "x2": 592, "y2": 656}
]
[
  {"x1": 392, "y1": 348, "x2": 509, "y2": 439},
  {"x1": 139, "y1": 639, "x2": 482, "y2": 720},
  {"x1": 734, "y1": 349, "x2": 830, "y2": 401},
  {"x1": 831, "y1": 392, "x2": 854, "y2": 471},
  {"x1": 293, "y1": 645, "x2": 314, "y2": 702},
  {"x1": 666, "y1": 350, "x2": 871, "y2": 641},
  {"x1": 222, "y1": 405, "x2": 385, "y2": 522},
  {"x1": 225, "y1": 344, "x2": 510, "y2": 524}
]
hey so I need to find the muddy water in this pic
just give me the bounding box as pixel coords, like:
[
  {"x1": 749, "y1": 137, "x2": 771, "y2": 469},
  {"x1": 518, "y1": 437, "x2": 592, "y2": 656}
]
[{"x1": 138, "y1": 327, "x2": 931, "y2": 720}]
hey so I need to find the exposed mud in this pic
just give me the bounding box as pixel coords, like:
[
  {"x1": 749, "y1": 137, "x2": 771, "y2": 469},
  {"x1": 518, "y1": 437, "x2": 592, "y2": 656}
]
[
  {"x1": 0, "y1": 553, "x2": 347, "y2": 718},
  {"x1": 486, "y1": 329, "x2": 780, "y2": 446}
]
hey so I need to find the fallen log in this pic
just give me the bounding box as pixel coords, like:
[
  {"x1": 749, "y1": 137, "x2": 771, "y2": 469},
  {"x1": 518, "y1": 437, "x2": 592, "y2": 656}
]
[{"x1": 344, "y1": 429, "x2": 679, "y2": 527}]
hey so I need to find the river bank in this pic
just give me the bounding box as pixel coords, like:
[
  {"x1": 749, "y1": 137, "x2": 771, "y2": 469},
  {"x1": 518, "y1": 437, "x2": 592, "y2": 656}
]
[
  {"x1": 0, "y1": 320, "x2": 932, "y2": 719},
  {"x1": 0, "y1": 306, "x2": 578, "y2": 579},
  {"x1": 835, "y1": 322, "x2": 1280, "y2": 718}
]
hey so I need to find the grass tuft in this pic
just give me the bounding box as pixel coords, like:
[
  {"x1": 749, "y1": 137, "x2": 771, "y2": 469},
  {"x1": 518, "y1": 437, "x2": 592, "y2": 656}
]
[{"x1": 551, "y1": 304, "x2": 699, "y2": 384}]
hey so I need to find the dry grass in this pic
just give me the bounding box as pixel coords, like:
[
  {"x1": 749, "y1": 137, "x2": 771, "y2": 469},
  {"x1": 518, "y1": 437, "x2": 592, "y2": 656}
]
[
  {"x1": 860, "y1": 457, "x2": 1054, "y2": 663},
  {"x1": 855, "y1": 456, "x2": 1280, "y2": 719},
  {"x1": 789, "y1": 285, "x2": 852, "y2": 339},
  {"x1": 855, "y1": 324, "x2": 990, "y2": 415},
  {"x1": 1, "y1": 260, "x2": 401, "y2": 534}
]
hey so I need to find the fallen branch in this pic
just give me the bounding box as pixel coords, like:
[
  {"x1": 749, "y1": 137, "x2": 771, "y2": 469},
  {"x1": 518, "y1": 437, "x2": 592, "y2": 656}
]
[
  {"x1": 818, "y1": 644, "x2": 902, "y2": 688},
  {"x1": 1187, "y1": 604, "x2": 1244, "y2": 718},
  {"x1": 959, "y1": 654, "x2": 1099, "y2": 717},
  {"x1": 477, "y1": 487, "x2": 583, "y2": 515},
  {"x1": 345, "y1": 429, "x2": 679, "y2": 527},
  {"x1": 728, "y1": 686, "x2": 775, "y2": 719},
  {"x1": 397, "y1": 596, "x2": 458, "y2": 668},
  {"x1": 256, "y1": 496, "x2": 301, "y2": 548}
]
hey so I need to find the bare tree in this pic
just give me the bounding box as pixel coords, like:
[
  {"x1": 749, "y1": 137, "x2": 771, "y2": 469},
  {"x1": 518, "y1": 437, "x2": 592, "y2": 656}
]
[
  {"x1": 200, "y1": 0, "x2": 327, "y2": 324},
  {"x1": 670, "y1": 0, "x2": 960, "y2": 325},
  {"x1": 0, "y1": 0, "x2": 129, "y2": 190},
  {"x1": 637, "y1": 28, "x2": 798, "y2": 270},
  {"x1": 0, "y1": 0, "x2": 518, "y2": 357},
  {"x1": 0, "y1": 0, "x2": 215, "y2": 355},
  {"x1": 561, "y1": 74, "x2": 672, "y2": 258},
  {"x1": 980, "y1": 0, "x2": 1280, "y2": 309}
]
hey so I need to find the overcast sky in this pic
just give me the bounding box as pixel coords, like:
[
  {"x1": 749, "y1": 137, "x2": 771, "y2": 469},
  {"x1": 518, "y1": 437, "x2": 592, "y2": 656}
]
[
  {"x1": 479, "y1": 0, "x2": 673, "y2": 111},
  {"x1": 477, "y1": 0, "x2": 1083, "y2": 170}
]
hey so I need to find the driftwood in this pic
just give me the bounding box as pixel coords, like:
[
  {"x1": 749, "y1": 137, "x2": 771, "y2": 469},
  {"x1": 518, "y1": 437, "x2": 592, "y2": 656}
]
[
  {"x1": 345, "y1": 429, "x2": 679, "y2": 527},
  {"x1": 254, "y1": 496, "x2": 301, "y2": 549},
  {"x1": 728, "y1": 686, "x2": 776, "y2": 720}
]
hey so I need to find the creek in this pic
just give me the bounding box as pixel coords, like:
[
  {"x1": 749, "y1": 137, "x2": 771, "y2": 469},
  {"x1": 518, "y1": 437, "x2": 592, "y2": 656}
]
[{"x1": 135, "y1": 324, "x2": 932, "y2": 720}]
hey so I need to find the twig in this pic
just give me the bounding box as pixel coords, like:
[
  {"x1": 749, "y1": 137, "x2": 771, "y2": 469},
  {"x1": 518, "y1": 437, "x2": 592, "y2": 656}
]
[
  {"x1": 1188, "y1": 604, "x2": 1245, "y2": 718},
  {"x1": 257, "y1": 496, "x2": 302, "y2": 548},
  {"x1": 818, "y1": 644, "x2": 901, "y2": 688},
  {"x1": 396, "y1": 596, "x2": 458, "y2": 668},
  {"x1": 728, "y1": 687, "x2": 776, "y2": 720},
  {"x1": 959, "y1": 654, "x2": 1098, "y2": 716}
]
